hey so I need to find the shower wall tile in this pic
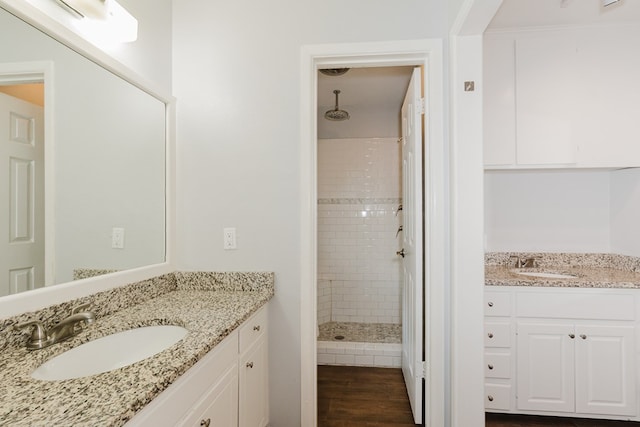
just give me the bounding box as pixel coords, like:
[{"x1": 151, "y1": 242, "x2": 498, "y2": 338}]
[{"x1": 317, "y1": 138, "x2": 402, "y2": 325}]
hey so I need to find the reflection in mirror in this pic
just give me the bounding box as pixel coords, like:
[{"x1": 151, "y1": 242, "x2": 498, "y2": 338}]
[{"x1": 0, "y1": 7, "x2": 166, "y2": 297}]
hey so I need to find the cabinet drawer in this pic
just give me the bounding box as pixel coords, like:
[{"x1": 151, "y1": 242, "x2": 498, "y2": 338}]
[
  {"x1": 485, "y1": 321, "x2": 511, "y2": 348},
  {"x1": 485, "y1": 383, "x2": 511, "y2": 411},
  {"x1": 239, "y1": 306, "x2": 268, "y2": 354},
  {"x1": 516, "y1": 292, "x2": 635, "y2": 320},
  {"x1": 484, "y1": 352, "x2": 511, "y2": 379},
  {"x1": 485, "y1": 291, "x2": 511, "y2": 316}
]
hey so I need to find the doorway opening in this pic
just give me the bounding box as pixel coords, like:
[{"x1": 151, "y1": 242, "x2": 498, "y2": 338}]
[
  {"x1": 316, "y1": 64, "x2": 421, "y2": 423},
  {"x1": 299, "y1": 40, "x2": 445, "y2": 427},
  {"x1": 316, "y1": 64, "x2": 413, "y2": 362}
]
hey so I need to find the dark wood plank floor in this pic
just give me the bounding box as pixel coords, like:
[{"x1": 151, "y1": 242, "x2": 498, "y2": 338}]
[
  {"x1": 487, "y1": 413, "x2": 640, "y2": 426},
  {"x1": 318, "y1": 365, "x2": 417, "y2": 427},
  {"x1": 318, "y1": 366, "x2": 640, "y2": 427}
]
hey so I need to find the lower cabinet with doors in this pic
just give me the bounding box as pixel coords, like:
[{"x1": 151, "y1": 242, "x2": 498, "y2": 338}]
[
  {"x1": 127, "y1": 305, "x2": 269, "y2": 427},
  {"x1": 484, "y1": 287, "x2": 639, "y2": 421}
]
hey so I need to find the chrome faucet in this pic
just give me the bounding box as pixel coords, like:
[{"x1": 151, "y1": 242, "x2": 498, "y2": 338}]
[
  {"x1": 509, "y1": 255, "x2": 539, "y2": 268},
  {"x1": 14, "y1": 303, "x2": 96, "y2": 350}
]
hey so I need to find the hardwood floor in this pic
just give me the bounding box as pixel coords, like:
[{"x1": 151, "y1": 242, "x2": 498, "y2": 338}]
[
  {"x1": 318, "y1": 365, "x2": 640, "y2": 427},
  {"x1": 318, "y1": 365, "x2": 417, "y2": 427},
  {"x1": 486, "y1": 413, "x2": 640, "y2": 426}
]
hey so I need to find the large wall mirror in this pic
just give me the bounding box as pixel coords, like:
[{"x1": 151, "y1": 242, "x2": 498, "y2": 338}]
[{"x1": 0, "y1": 5, "x2": 166, "y2": 297}]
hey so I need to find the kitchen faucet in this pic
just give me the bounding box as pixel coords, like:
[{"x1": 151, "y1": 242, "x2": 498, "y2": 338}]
[{"x1": 14, "y1": 303, "x2": 96, "y2": 350}]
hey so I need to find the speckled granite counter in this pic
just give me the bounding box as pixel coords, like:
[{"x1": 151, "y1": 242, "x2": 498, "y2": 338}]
[
  {"x1": 485, "y1": 252, "x2": 640, "y2": 289},
  {"x1": 0, "y1": 272, "x2": 274, "y2": 427}
]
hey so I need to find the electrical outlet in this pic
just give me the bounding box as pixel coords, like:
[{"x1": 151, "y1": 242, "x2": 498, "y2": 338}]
[
  {"x1": 112, "y1": 227, "x2": 125, "y2": 249},
  {"x1": 223, "y1": 227, "x2": 236, "y2": 250}
]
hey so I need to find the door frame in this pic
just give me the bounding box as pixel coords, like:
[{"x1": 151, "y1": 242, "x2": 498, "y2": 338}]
[
  {"x1": 0, "y1": 61, "x2": 55, "y2": 287},
  {"x1": 299, "y1": 39, "x2": 445, "y2": 427}
]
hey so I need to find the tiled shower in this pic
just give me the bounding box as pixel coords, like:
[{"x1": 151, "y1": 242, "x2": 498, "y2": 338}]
[{"x1": 317, "y1": 137, "x2": 403, "y2": 368}]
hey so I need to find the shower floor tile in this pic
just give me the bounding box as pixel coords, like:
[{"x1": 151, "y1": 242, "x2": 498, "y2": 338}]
[{"x1": 318, "y1": 321, "x2": 401, "y2": 344}]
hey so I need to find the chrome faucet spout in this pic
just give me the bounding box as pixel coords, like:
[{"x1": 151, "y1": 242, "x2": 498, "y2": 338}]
[{"x1": 15, "y1": 304, "x2": 96, "y2": 350}]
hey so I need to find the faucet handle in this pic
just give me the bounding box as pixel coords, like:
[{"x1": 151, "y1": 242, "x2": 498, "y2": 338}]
[
  {"x1": 71, "y1": 303, "x2": 91, "y2": 314},
  {"x1": 508, "y1": 255, "x2": 522, "y2": 267},
  {"x1": 14, "y1": 320, "x2": 48, "y2": 342}
]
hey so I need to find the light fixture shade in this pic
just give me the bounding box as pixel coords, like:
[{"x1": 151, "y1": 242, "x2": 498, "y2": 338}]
[
  {"x1": 57, "y1": 0, "x2": 110, "y2": 20},
  {"x1": 61, "y1": 0, "x2": 138, "y2": 44},
  {"x1": 603, "y1": 0, "x2": 620, "y2": 6}
]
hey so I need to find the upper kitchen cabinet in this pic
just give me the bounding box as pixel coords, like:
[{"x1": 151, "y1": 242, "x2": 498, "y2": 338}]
[{"x1": 484, "y1": 25, "x2": 640, "y2": 169}]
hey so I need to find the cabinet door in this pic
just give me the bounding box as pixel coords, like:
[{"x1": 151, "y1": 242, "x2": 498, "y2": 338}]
[
  {"x1": 239, "y1": 336, "x2": 268, "y2": 427},
  {"x1": 483, "y1": 36, "x2": 516, "y2": 166},
  {"x1": 575, "y1": 325, "x2": 636, "y2": 417},
  {"x1": 516, "y1": 322, "x2": 575, "y2": 412},
  {"x1": 515, "y1": 36, "x2": 577, "y2": 166},
  {"x1": 179, "y1": 365, "x2": 238, "y2": 427}
]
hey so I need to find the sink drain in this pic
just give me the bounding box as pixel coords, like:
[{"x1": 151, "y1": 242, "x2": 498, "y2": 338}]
[{"x1": 334, "y1": 335, "x2": 345, "y2": 340}]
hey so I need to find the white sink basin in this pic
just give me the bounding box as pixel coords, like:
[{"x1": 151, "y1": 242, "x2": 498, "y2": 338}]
[
  {"x1": 513, "y1": 271, "x2": 577, "y2": 279},
  {"x1": 32, "y1": 325, "x2": 188, "y2": 381}
]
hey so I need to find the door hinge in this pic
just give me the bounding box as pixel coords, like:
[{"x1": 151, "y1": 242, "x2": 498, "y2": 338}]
[
  {"x1": 417, "y1": 97, "x2": 426, "y2": 115},
  {"x1": 418, "y1": 361, "x2": 427, "y2": 379}
]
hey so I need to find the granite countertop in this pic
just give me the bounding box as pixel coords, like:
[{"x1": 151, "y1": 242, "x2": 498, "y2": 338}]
[
  {"x1": 485, "y1": 265, "x2": 640, "y2": 289},
  {"x1": 0, "y1": 286, "x2": 273, "y2": 427}
]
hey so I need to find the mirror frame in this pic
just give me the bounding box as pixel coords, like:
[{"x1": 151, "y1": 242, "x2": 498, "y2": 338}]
[{"x1": 0, "y1": 0, "x2": 175, "y2": 318}]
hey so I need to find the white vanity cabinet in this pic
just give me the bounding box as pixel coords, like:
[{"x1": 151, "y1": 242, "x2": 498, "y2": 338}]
[
  {"x1": 484, "y1": 288, "x2": 638, "y2": 420},
  {"x1": 517, "y1": 322, "x2": 636, "y2": 416},
  {"x1": 484, "y1": 290, "x2": 514, "y2": 411},
  {"x1": 484, "y1": 25, "x2": 640, "y2": 169},
  {"x1": 238, "y1": 305, "x2": 269, "y2": 427},
  {"x1": 126, "y1": 305, "x2": 269, "y2": 427}
]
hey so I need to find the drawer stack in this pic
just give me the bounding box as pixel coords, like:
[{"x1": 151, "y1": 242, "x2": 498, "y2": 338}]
[{"x1": 484, "y1": 290, "x2": 513, "y2": 412}]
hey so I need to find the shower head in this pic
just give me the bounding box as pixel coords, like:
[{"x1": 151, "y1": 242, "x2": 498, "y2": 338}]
[
  {"x1": 319, "y1": 68, "x2": 350, "y2": 76},
  {"x1": 324, "y1": 90, "x2": 350, "y2": 121}
]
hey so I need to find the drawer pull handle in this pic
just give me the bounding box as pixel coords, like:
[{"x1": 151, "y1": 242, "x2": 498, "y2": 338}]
[
  {"x1": 569, "y1": 333, "x2": 575, "y2": 339},
  {"x1": 580, "y1": 334, "x2": 587, "y2": 340},
  {"x1": 200, "y1": 419, "x2": 211, "y2": 427},
  {"x1": 487, "y1": 333, "x2": 494, "y2": 339},
  {"x1": 253, "y1": 325, "x2": 261, "y2": 331},
  {"x1": 487, "y1": 302, "x2": 494, "y2": 307},
  {"x1": 487, "y1": 364, "x2": 494, "y2": 370},
  {"x1": 246, "y1": 361, "x2": 254, "y2": 368},
  {"x1": 487, "y1": 395, "x2": 494, "y2": 402}
]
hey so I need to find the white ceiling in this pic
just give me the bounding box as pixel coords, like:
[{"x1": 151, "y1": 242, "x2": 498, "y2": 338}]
[
  {"x1": 488, "y1": 0, "x2": 640, "y2": 29},
  {"x1": 317, "y1": 66, "x2": 414, "y2": 140}
]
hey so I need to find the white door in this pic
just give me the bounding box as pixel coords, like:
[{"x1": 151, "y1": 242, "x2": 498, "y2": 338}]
[
  {"x1": 0, "y1": 92, "x2": 44, "y2": 296},
  {"x1": 400, "y1": 67, "x2": 424, "y2": 424},
  {"x1": 575, "y1": 325, "x2": 636, "y2": 416},
  {"x1": 516, "y1": 322, "x2": 575, "y2": 413}
]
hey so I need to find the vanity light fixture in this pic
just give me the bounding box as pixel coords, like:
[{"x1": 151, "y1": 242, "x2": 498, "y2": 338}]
[{"x1": 55, "y1": 0, "x2": 138, "y2": 43}]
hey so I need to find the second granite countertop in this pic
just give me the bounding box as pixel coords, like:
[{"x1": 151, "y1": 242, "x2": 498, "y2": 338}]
[
  {"x1": 486, "y1": 265, "x2": 640, "y2": 289},
  {"x1": 0, "y1": 288, "x2": 273, "y2": 427}
]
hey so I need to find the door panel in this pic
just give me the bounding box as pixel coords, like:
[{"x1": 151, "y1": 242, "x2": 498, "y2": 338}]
[
  {"x1": 516, "y1": 322, "x2": 575, "y2": 412},
  {"x1": 0, "y1": 92, "x2": 44, "y2": 296},
  {"x1": 400, "y1": 67, "x2": 423, "y2": 424},
  {"x1": 575, "y1": 325, "x2": 636, "y2": 416}
]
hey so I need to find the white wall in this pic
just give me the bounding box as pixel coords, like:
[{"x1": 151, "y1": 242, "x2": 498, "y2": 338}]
[
  {"x1": 611, "y1": 168, "x2": 640, "y2": 257},
  {"x1": 317, "y1": 138, "x2": 402, "y2": 325},
  {"x1": 485, "y1": 169, "x2": 640, "y2": 255},
  {"x1": 484, "y1": 170, "x2": 611, "y2": 252},
  {"x1": 172, "y1": 1, "x2": 447, "y2": 424}
]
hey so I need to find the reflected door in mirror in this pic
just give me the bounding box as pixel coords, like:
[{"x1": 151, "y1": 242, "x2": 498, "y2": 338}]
[{"x1": 0, "y1": 91, "x2": 44, "y2": 296}]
